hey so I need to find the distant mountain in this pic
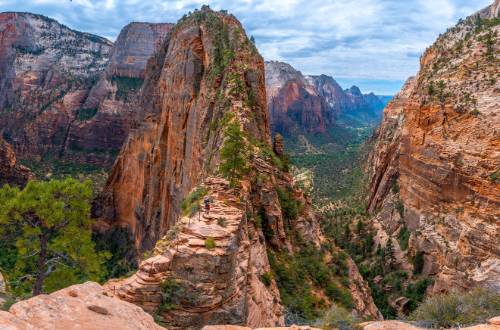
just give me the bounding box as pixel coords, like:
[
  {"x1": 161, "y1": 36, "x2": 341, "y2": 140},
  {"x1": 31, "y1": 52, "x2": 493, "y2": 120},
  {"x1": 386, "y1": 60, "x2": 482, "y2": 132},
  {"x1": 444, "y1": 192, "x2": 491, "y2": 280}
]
[{"x1": 265, "y1": 61, "x2": 385, "y2": 139}]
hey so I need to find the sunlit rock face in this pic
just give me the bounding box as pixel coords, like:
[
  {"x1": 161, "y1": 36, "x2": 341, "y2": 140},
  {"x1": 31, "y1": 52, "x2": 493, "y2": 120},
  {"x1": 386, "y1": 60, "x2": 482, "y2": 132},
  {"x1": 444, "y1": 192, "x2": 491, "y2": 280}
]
[
  {"x1": 0, "y1": 137, "x2": 32, "y2": 186},
  {"x1": 367, "y1": 0, "x2": 500, "y2": 294}
]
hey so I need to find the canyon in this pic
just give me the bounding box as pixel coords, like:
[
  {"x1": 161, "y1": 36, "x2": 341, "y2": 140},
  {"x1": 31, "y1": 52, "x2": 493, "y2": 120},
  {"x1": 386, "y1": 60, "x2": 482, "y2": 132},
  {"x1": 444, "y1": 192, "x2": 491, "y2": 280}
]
[{"x1": 0, "y1": 1, "x2": 498, "y2": 330}]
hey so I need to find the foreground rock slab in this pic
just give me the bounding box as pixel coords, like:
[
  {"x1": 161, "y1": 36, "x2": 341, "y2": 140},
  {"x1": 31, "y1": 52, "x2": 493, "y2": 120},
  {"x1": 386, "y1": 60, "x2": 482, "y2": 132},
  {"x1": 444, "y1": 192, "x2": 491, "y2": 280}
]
[{"x1": 0, "y1": 282, "x2": 165, "y2": 330}]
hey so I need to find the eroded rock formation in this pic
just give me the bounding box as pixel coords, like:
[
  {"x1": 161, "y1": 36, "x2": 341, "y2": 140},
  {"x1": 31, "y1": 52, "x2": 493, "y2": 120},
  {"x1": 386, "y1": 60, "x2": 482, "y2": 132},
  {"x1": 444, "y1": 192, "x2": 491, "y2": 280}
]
[
  {"x1": 367, "y1": 1, "x2": 500, "y2": 293},
  {"x1": 95, "y1": 8, "x2": 379, "y2": 328},
  {"x1": 0, "y1": 282, "x2": 164, "y2": 330},
  {"x1": 0, "y1": 12, "x2": 113, "y2": 164}
]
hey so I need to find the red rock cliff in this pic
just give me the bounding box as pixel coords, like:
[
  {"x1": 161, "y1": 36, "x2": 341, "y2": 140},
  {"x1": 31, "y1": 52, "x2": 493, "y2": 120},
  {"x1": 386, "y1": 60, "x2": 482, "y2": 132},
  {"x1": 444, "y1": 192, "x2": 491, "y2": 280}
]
[{"x1": 367, "y1": 1, "x2": 500, "y2": 293}]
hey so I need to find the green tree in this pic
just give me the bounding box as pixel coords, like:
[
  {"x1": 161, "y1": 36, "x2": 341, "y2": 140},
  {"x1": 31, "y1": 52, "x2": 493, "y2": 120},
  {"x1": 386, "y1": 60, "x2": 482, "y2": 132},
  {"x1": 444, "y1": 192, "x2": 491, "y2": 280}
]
[
  {"x1": 0, "y1": 178, "x2": 109, "y2": 296},
  {"x1": 385, "y1": 239, "x2": 396, "y2": 271},
  {"x1": 219, "y1": 119, "x2": 248, "y2": 186}
]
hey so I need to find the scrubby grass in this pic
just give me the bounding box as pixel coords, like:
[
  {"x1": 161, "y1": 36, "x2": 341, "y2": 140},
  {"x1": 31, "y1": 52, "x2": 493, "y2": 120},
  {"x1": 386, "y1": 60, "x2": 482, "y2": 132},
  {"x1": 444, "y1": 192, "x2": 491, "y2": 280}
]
[
  {"x1": 409, "y1": 288, "x2": 500, "y2": 328},
  {"x1": 204, "y1": 237, "x2": 216, "y2": 249},
  {"x1": 181, "y1": 187, "x2": 207, "y2": 217}
]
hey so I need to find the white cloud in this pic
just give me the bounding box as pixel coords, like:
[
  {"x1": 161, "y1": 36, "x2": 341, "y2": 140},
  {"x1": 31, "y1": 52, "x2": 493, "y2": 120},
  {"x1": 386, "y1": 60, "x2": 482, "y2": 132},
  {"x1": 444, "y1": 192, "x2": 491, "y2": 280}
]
[{"x1": 0, "y1": 0, "x2": 493, "y2": 93}]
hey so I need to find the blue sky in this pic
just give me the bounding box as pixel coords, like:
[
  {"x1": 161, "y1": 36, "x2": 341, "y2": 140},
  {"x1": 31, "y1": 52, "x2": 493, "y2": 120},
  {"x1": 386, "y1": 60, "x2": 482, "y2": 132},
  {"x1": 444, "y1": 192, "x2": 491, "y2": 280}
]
[{"x1": 0, "y1": 0, "x2": 492, "y2": 94}]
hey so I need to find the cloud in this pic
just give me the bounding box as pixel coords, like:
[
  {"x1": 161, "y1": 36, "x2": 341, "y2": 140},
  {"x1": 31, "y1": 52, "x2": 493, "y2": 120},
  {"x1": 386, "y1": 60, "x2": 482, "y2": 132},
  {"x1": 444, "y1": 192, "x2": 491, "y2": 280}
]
[{"x1": 0, "y1": 0, "x2": 493, "y2": 93}]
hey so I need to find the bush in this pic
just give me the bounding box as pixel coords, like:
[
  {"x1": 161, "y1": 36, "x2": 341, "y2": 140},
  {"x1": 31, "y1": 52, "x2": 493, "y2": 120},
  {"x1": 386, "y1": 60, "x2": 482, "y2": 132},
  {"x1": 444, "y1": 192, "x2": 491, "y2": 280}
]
[
  {"x1": 181, "y1": 187, "x2": 207, "y2": 216},
  {"x1": 261, "y1": 271, "x2": 272, "y2": 287},
  {"x1": 410, "y1": 288, "x2": 500, "y2": 328},
  {"x1": 398, "y1": 226, "x2": 410, "y2": 251},
  {"x1": 159, "y1": 279, "x2": 184, "y2": 312},
  {"x1": 319, "y1": 304, "x2": 358, "y2": 330},
  {"x1": 217, "y1": 217, "x2": 227, "y2": 227},
  {"x1": 77, "y1": 108, "x2": 98, "y2": 121},
  {"x1": 204, "y1": 237, "x2": 216, "y2": 249},
  {"x1": 413, "y1": 251, "x2": 424, "y2": 275}
]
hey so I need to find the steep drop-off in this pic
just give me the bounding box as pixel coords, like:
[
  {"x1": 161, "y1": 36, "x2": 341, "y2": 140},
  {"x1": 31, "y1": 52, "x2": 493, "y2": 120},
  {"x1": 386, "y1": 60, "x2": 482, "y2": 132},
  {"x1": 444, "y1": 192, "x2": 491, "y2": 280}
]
[{"x1": 368, "y1": 0, "x2": 499, "y2": 297}]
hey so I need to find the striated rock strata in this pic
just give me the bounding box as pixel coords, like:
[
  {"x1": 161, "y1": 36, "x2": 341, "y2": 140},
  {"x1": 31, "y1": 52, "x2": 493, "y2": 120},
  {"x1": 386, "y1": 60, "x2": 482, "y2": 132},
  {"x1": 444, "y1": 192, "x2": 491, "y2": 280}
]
[
  {"x1": 367, "y1": 1, "x2": 500, "y2": 294},
  {"x1": 265, "y1": 61, "x2": 385, "y2": 137}
]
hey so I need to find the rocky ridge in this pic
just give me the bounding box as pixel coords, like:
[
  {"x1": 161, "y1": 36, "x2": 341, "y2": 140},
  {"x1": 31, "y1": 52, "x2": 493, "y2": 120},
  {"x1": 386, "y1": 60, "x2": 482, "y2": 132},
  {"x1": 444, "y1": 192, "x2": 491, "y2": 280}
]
[
  {"x1": 367, "y1": 0, "x2": 500, "y2": 296},
  {"x1": 93, "y1": 7, "x2": 379, "y2": 328}
]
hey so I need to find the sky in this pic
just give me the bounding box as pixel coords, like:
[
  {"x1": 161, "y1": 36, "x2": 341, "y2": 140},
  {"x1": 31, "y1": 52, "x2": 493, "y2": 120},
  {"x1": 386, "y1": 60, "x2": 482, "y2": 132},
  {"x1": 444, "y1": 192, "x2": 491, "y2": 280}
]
[{"x1": 0, "y1": 0, "x2": 492, "y2": 94}]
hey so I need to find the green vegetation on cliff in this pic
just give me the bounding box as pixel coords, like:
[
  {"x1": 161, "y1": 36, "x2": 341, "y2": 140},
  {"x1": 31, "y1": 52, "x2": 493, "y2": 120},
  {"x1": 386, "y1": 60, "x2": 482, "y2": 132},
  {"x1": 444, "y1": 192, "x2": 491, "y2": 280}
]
[{"x1": 0, "y1": 178, "x2": 109, "y2": 297}]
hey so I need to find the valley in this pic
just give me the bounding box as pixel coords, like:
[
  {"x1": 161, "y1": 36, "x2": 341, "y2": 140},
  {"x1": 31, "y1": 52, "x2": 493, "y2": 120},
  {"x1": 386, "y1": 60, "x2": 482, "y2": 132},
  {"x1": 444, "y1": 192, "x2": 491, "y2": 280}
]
[{"x1": 0, "y1": 1, "x2": 499, "y2": 330}]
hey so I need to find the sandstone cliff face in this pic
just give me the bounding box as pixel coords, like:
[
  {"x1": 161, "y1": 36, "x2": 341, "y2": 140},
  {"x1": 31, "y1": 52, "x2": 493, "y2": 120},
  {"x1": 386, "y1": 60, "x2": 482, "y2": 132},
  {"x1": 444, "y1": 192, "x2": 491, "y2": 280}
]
[
  {"x1": 368, "y1": 1, "x2": 500, "y2": 293},
  {"x1": 0, "y1": 14, "x2": 172, "y2": 167},
  {"x1": 66, "y1": 22, "x2": 173, "y2": 165},
  {"x1": 0, "y1": 138, "x2": 32, "y2": 186},
  {"x1": 0, "y1": 12, "x2": 113, "y2": 163},
  {"x1": 265, "y1": 61, "x2": 332, "y2": 135},
  {"x1": 95, "y1": 8, "x2": 379, "y2": 328}
]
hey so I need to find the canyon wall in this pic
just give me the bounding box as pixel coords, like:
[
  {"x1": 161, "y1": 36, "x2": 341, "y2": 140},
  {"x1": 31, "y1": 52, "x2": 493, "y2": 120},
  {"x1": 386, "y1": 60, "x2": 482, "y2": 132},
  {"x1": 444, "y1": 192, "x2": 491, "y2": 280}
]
[
  {"x1": 0, "y1": 13, "x2": 171, "y2": 166},
  {"x1": 367, "y1": 1, "x2": 500, "y2": 293},
  {"x1": 0, "y1": 137, "x2": 32, "y2": 186}
]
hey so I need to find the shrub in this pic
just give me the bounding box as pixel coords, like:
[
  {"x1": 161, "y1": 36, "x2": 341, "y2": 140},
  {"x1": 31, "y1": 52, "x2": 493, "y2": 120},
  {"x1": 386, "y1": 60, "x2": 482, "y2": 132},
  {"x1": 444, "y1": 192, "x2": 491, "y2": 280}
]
[
  {"x1": 410, "y1": 288, "x2": 500, "y2": 328},
  {"x1": 204, "y1": 237, "x2": 216, "y2": 249},
  {"x1": 181, "y1": 187, "x2": 207, "y2": 216},
  {"x1": 159, "y1": 279, "x2": 184, "y2": 312},
  {"x1": 398, "y1": 226, "x2": 410, "y2": 251},
  {"x1": 319, "y1": 304, "x2": 358, "y2": 330},
  {"x1": 77, "y1": 107, "x2": 98, "y2": 121},
  {"x1": 470, "y1": 109, "x2": 481, "y2": 116},
  {"x1": 413, "y1": 251, "x2": 424, "y2": 275},
  {"x1": 395, "y1": 200, "x2": 405, "y2": 218},
  {"x1": 217, "y1": 217, "x2": 227, "y2": 227},
  {"x1": 261, "y1": 271, "x2": 273, "y2": 287}
]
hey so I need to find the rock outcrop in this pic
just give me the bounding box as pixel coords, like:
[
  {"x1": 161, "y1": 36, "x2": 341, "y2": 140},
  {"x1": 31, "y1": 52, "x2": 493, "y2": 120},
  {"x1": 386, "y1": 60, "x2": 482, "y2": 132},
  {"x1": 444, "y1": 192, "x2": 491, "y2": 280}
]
[
  {"x1": 265, "y1": 61, "x2": 385, "y2": 137},
  {"x1": 0, "y1": 282, "x2": 164, "y2": 330},
  {"x1": 367, "y1": 0, "x2": 500, "y2": 294},
  {"x1": 0, "y1": 137, "x2": 32, "y2": 186}
]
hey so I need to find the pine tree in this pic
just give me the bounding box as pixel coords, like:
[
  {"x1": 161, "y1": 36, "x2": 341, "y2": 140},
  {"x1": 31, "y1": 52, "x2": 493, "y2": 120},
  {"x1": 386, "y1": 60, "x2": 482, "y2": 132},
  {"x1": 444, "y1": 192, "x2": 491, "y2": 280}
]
[
  {"x1": 0, "y1": 178, "x2": 109, "y2": 296},
  {"x1": 219, "y1": 119, "x2": 248, "y2": 186},
  {"x1": 385, "y1": 238, "x2": 396, "y2": 271}
]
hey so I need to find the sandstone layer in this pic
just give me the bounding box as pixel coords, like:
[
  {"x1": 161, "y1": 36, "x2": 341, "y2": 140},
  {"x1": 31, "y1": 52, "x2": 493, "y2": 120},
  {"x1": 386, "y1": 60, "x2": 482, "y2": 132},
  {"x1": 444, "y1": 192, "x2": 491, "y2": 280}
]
[
  {"x1": 0, "y1": 13, "x2": 172, "y2": 167},
  {"x1": 0, "y1": 12, "x2": 113, "y2": 164},
  {"x1": 265, "y1": 61, "x2": 384, "y2": 137},
  {"x1": 367, "y1": 1, "x2": 500, "y2": 293}
]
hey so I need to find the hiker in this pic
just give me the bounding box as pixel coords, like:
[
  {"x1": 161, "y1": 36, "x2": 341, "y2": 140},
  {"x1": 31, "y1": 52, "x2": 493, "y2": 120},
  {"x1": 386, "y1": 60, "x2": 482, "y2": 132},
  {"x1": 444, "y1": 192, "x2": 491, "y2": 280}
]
[{"x1": 204, "y1": 196, "x2": 210, "y2": 214}]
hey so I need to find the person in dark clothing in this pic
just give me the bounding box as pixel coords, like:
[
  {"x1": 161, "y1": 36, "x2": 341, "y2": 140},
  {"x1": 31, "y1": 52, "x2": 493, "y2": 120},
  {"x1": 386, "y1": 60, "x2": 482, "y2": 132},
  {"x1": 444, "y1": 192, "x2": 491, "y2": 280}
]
[{"x1": 204, "y1": 196, "x2": 210, "y2": 214}]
